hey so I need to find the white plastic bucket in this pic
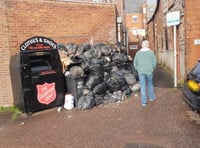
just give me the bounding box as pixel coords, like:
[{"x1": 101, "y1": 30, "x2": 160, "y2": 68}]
[{"x1": 64, "y1": 94, "x2": 74, "y2": 110}]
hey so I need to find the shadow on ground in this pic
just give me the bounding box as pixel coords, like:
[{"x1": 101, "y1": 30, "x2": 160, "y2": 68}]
[{"x1": 153, "y1": 65, "x2": 174, "y2": 88}]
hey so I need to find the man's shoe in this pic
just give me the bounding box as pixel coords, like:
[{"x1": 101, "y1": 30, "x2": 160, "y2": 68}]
[
  {"x1": 150, "y1": 97, "x2": 157, "y2": 101},
  {"x1": 142, "y1": 103, "x2": 146, "y2": 107}
]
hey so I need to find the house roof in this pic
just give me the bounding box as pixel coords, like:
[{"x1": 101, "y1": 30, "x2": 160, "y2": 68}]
[{"x1": 147, "y1": 0, "x2": 159, "y2": 23}]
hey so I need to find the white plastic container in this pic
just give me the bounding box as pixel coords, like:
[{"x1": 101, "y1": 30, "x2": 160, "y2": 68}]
[{"x1": 64, "y1": 94, "x2": 74, "y2": 110}]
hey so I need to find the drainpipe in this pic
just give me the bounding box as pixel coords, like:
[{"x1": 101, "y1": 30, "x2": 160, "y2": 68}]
[
  {"x1": 126, "y1": 29, "x2": 129, "y2": 55},
  {"x1": 117, "y1": 17, "x2": 122, "y2": 43},
  {"x1": 173, "y1": 25, "x2": 177, "y2": 87}
]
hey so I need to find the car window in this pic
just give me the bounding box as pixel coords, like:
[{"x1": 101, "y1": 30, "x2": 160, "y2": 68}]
[
  {"x1": 191, "y1": 63, "x2": 200, "y2": 74},
  {"x1": 190, "y1": 62, "x2": 200, "y2": 82}
]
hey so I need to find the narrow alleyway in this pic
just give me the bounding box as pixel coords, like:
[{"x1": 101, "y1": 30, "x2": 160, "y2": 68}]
[
  {"x1": 0, "y1": 65, "x2": 200, "y2": 148},
  {"x1": 153, "y1": 65, "x2": 174, "y2": 88}
]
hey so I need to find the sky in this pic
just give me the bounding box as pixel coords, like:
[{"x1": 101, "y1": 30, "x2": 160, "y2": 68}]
[{"x1": 147, "y1": 0, "x2": 157, "y2": 3}]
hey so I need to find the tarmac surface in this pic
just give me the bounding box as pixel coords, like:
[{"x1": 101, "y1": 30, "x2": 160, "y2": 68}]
[{"x1": 1, "y1": 65, "x2": 200, "y2": 148}]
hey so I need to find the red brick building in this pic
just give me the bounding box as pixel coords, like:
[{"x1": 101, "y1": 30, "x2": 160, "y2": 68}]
[
  {"x1": 124, "y1": 0, "x2": 146, "y2": 57},
  {"x1": 0, "y1": 0, "x2": 120, "y2": 107},
  {"x1": 147, "y1": 0, "x2": 200, "y2": 84}
]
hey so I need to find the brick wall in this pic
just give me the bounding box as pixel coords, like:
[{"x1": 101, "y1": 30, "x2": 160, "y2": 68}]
[
  {"x1": 147, "y1": 21, "x2": 154, "y2": 50},
  {"x1": 0, "y1": 0, "x2": 117, "y2": 107},
  {"x1": 65, "y1": 0, "x2": 123, "y2": 16},
  {"x1": 0, "y1": 0, "x2": 13, "y2": 106},
  {"x1": 126, "y1": 13, "x2": 143, "y2": 42},
  {"x1": 147, "y1": 0, "x2": 163, "y2": 57},
  {"x1": 147, "y1": 0, "x2": 188, "y2": 81},
  {"x1": 185, "y1": 0, "x2": 200, "y2": 70}
]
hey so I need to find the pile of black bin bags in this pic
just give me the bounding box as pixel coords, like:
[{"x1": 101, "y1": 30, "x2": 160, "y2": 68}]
[{"x1": 58, "y1": 42, "x2": 140, "y2": 110}]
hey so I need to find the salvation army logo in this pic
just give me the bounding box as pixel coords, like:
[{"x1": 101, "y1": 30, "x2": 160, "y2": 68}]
[{"x1": 36, "y1": 82, "x2": 56, "y2": 105}]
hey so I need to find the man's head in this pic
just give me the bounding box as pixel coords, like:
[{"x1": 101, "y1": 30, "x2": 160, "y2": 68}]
[{"x1": 142, "y1": 40, "x2": 149, "y2": 48}]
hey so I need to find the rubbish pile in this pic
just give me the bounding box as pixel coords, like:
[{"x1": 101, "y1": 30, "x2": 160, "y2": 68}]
[{"x1": 58, "y1": 42, "x2": 140, "y2": 110}]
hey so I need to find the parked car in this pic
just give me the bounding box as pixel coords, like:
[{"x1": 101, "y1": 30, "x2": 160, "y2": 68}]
[{"x1": 183, "y1": 60, "x2": 200, "y2": 112}]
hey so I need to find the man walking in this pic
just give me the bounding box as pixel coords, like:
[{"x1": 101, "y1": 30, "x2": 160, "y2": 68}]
[{"x1": 133, "y1": 40, "x2": 157, "y2": 106}]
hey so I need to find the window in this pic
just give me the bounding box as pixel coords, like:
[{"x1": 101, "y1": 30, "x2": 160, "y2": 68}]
[
  {"x1": 130, "y1": 45, "x2": 138, "y2": 50},
  {"x1": 132, "y1": 16, "x2": 138, "y2": 23},
  {"x1": 143, "y1": 7, "x2": 146, "y2": 14}
]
